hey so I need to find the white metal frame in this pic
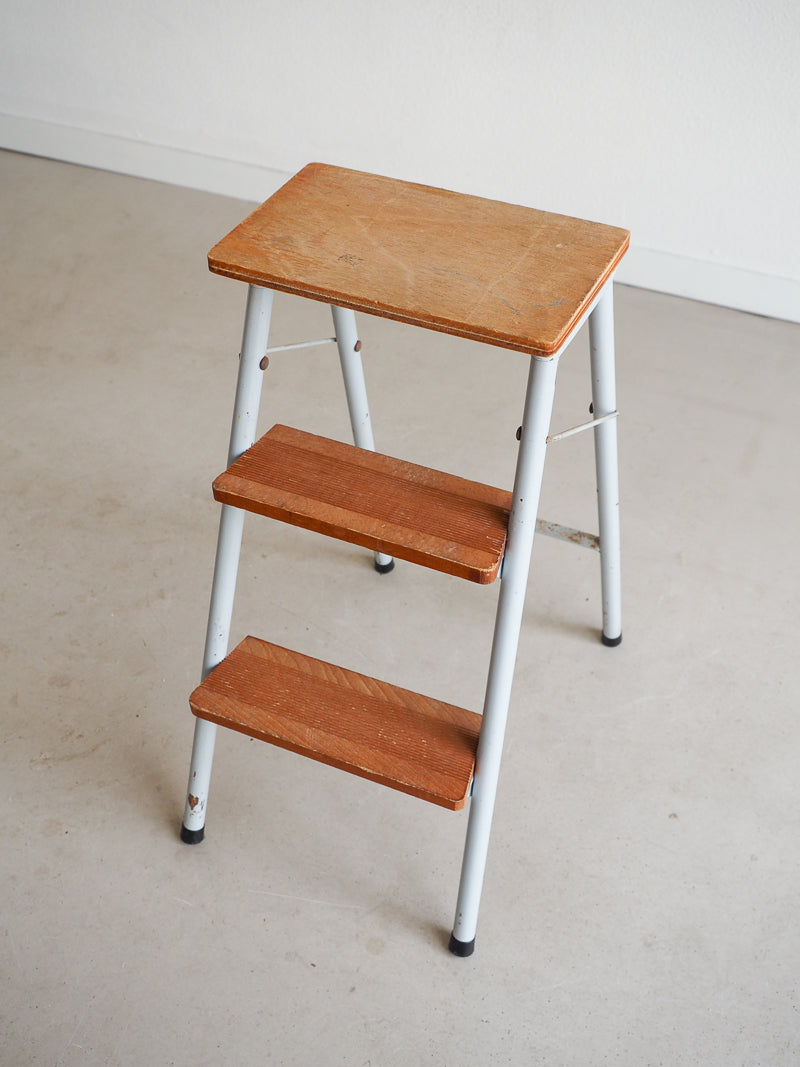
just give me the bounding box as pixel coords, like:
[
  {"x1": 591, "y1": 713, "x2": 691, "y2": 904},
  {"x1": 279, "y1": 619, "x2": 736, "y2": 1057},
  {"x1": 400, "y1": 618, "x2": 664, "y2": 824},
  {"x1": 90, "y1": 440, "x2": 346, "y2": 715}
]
[
  {"x1": 589, "y1": 285, "x2": 622, "y2": 645},
  {"x1": 448, "y1": 279, "x2": 621, "y2": 953},
  {"x1": 181, "y1": 278, "x2": 622, "y2": 960},
  {"x1": 181, "y1": 290, "x2": 389, "y2": 840},
  {"x1": 331, "y1": 305, "x2": 394, "y2": 573}
]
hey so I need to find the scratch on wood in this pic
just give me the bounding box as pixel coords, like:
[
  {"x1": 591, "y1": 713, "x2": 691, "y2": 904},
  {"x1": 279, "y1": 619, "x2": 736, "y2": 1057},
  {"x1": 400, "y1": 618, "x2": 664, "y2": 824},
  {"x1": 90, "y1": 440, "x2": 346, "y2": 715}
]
[
  {"x1": 430, "y1": 265, "x2": 522, "y2": 314},
  {"x1": 529, "y1": 298, "x2": 565, "y2": 310}
]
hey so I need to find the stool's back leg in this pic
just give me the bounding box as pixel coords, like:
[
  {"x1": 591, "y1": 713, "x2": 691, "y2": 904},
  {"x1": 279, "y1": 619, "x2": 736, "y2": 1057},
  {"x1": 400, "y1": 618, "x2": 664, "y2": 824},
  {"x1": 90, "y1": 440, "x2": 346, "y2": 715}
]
[
  {"x1": 589, "y1": 284, "x2": 622, "y2": 646},
  {"x1": 331, "y1": 305, "x2": 394, "y2": 574},
  {"x1": 181, "y1": 285, "x2": 274, "y2": 842},
  {"x1": 449, "y1": 352, "x2": 559, "y2": 955}
]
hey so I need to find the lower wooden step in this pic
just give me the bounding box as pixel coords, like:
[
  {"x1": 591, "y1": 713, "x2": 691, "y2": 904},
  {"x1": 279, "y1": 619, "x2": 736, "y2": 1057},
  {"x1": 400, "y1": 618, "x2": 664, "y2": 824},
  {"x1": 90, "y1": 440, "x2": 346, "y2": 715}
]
[
  {"x1": 212, "y1": 424, "x2": 511, "y2": 583},
  {"x1": 190, "y1": 637, "x2": 481, "y2": 810}
]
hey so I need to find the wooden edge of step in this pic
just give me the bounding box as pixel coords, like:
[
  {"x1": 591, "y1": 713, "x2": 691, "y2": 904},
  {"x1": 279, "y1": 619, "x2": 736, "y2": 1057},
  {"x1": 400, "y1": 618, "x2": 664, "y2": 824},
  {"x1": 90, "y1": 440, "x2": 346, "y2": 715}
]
[
  {"x1": 212, "y1": 424, "x2": 511, "y2": 584},
  {"x1": 190, "y1": 636, "x2": 481, "y2": 811}
]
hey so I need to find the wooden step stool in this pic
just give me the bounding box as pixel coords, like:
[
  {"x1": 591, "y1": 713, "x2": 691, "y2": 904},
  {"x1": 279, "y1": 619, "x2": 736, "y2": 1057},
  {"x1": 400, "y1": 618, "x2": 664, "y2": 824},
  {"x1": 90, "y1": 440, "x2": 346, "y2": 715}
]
[{"x1": 180, "y1": 163, "x2": 629, "y2": 956}]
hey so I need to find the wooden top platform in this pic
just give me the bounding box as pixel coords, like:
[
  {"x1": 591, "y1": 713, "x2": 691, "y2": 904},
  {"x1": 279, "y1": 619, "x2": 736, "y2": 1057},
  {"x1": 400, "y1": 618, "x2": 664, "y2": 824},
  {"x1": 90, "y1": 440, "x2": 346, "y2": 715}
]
[{"x1": 208, "y1": 163, "x2": 630, "y2": 357}]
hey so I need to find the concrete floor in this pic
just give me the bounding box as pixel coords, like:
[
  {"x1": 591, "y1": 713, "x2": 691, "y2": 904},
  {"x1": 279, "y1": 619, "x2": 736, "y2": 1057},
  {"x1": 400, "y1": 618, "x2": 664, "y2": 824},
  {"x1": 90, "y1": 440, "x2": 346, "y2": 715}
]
[{"x1": 2, "y1": 148, "x2": 799, "y2": 1066}]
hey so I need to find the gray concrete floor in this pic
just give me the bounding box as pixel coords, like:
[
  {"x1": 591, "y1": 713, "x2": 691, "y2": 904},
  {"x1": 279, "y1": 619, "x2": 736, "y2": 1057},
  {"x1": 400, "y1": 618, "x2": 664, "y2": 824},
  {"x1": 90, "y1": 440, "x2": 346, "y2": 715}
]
[{"x1": 2, "y1": 148, "x2": 799, "y2": 1066}]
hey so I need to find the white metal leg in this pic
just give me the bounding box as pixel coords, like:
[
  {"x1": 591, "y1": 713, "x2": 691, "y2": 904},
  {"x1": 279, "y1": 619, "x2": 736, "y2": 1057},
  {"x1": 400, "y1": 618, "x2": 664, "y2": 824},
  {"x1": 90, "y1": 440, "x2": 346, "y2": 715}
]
[
  {"x1": 181, "y1": 285, "x2": 274, "y2": 841},
  {"x1": 588, "y1": 284, "x2": 622, "y2": 645},
  {"x1": 331, "y1": 305, "x2": 394, "y2": 573},
  {"x1": 449, "y1": 352, "x2": 560, "y2": 955}
]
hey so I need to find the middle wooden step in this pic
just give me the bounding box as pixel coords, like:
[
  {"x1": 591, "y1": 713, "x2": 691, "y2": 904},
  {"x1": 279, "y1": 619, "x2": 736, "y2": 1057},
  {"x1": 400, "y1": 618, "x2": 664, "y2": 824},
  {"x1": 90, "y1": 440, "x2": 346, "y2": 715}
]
[{"x1": 213, "y1": 424, "x2": 512, "y2": 583}]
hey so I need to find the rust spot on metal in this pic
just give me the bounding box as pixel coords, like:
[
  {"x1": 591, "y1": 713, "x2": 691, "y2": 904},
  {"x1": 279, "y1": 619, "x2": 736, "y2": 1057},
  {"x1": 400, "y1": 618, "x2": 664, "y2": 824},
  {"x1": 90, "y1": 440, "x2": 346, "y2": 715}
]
[
  {"x1": 564, "y1": 527, "x2": 590, "y2": 546},
  {"x1": 536, "y1": 519, "x2": 600, "y2": 552},
  {"x1": 188, "y1": 794, "x2": 200, "y2": 811}
]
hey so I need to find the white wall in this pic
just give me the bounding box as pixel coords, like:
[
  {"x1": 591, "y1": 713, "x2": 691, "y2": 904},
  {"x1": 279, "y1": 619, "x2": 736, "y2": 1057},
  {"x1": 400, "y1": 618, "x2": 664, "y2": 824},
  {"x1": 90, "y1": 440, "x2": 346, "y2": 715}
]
[{"x1": 1, "y1": 0, "x2": 798, "y2": 321}]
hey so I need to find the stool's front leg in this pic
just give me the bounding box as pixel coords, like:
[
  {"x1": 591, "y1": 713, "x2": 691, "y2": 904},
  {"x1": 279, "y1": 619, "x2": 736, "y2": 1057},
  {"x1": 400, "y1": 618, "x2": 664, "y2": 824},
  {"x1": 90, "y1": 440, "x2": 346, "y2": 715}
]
[
  {"x1": 589, "y1": 284, "x2": 622, "y2": 646},
  {"x1": 181, "y1": 285, "x2": 274, "y2": 843},
  {"x1": 449, "y1": 352, "x2": 559, "y2": 956}
]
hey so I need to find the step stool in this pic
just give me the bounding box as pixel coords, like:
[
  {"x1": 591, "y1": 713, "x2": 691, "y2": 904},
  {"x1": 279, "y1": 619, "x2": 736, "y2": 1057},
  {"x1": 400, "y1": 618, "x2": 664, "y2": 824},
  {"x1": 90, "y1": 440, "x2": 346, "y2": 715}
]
[{"x1": 180, "y1": 163, "x2": 629, "y2": 957}]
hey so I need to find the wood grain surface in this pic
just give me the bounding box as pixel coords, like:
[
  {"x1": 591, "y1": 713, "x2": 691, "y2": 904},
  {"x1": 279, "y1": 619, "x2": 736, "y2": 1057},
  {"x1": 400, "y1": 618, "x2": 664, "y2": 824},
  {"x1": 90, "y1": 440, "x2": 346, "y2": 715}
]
[
  {"x1": 213, "y1": 424, "x2": 512, "y2": 584},
  {"x1": 208, "y1": 163, "x2": 629, "y2": 356},
  {"x1": 190, "y1": 636, "x2": 481, "y2": 810}
]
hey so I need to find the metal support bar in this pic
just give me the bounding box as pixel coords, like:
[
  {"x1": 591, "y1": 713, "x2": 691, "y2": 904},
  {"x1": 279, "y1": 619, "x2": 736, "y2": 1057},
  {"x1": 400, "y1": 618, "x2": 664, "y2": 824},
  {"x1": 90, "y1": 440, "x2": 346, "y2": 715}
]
[
  {"x1": 547, "y1": 410, "x2": 618, "y2": 444},
  {"x1": 535, "y1": 519, "x2": 599, "y2": 551},
  {"x1": 182, "y1": 285, "x2": 274, "y2": 840},
  {"x1": 331, "y1": 305, "x2": 394, "y2": 572},
  {"x1": 449, "y1": 351, "x2": 560, "y2": 955},
  {"x1": 265, "y1": 337, "x2": 336, "y2": 355}
]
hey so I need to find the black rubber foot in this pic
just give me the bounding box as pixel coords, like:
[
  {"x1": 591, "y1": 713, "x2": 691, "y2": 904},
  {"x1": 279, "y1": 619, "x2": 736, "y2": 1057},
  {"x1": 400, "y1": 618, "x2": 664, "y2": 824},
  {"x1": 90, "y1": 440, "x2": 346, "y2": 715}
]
[
  {"x1": 180, "y1": 824, "x2": 205, "y2": 844},
  {"x1": 448, "y1": 933, "x2": 476, "y2": 957},
  {"x1": 602, "y1": 632, "x2": 622, "y2": 648},
  {"x1": 374, "y1": 558, "x2": 395, "y2": 574}
]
